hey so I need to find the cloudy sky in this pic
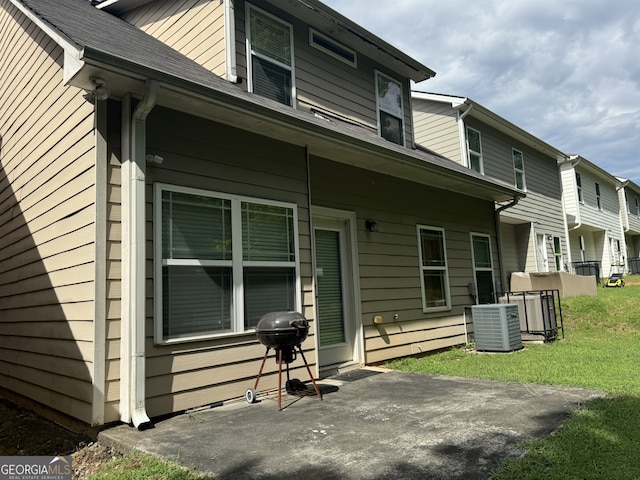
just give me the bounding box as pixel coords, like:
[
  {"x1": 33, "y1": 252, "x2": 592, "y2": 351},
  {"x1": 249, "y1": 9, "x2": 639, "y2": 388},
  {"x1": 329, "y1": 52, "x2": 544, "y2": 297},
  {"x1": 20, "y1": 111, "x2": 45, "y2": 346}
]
[{"x1": 323, "y1": 0, "x2": 640, "y2": 184}]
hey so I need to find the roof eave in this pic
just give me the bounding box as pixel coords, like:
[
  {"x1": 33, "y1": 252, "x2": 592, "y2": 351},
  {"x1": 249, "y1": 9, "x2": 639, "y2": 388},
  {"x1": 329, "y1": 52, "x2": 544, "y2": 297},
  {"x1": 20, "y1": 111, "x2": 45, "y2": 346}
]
[{"x1": 76, "y1": 48, "x2": 514, "y2": 203}]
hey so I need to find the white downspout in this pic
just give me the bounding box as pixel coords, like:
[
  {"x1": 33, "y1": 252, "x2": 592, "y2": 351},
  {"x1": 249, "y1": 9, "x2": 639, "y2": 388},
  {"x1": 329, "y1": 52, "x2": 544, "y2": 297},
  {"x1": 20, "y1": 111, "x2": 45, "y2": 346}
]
[
  {"x1": 123, "y1": 80, "x2": 159, "y2": 429},
  {"x1": 224, "y1": 0, "x2": 239, "y2": 83},
  {"x1": 457, "y1": 102, "x2": 473, "y2": 168}
]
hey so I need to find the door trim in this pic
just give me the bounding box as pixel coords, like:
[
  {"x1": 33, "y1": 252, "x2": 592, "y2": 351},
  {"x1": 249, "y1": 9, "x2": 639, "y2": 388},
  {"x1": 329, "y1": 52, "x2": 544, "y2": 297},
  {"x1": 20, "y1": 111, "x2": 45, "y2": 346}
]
[{"x1": 311, "y1": 206, "x2": 364, "y2": 375}]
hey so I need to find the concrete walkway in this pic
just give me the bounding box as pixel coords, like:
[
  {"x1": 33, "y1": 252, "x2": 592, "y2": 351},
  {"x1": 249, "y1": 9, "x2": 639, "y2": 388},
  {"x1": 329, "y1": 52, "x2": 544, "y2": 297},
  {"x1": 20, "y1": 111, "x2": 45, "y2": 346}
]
[{"x1": 100, "y1": 369, "x2": 604, "y2": 480}]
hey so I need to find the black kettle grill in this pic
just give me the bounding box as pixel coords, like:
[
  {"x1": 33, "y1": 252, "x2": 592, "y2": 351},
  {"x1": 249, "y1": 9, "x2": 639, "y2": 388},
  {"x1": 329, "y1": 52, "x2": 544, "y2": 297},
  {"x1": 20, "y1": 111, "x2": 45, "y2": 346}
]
[{"x1": 246, "y1": 311, "x2": 322, "y2": 410}]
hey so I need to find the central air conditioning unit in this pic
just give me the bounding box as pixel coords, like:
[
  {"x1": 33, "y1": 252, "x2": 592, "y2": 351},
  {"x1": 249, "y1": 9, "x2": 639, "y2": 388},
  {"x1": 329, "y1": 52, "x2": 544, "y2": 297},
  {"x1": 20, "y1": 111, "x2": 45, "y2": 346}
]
[
  {"x1": 499, "y1": 292, "x2": 558, "y2": 341},
  {"x1": 471, "y1": 304, "x2": 523, "y2": 352}
]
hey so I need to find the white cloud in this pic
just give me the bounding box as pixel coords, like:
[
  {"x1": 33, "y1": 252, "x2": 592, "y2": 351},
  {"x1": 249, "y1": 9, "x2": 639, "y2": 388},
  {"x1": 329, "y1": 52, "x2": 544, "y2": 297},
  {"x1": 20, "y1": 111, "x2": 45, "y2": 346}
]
[{"x1": 323, "y1": 0, "x2": 640, "y2": 183}]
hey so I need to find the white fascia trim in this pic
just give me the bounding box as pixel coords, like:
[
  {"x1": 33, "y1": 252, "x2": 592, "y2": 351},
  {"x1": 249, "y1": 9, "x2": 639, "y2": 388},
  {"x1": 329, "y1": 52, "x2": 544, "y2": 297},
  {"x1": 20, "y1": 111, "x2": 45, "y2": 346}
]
[
  {"x1": 411, "y1": 91, "x2": 468, "y2": 109},
  {"x1": 9, "y1": 0, "x2": 85, "y2": 84}
]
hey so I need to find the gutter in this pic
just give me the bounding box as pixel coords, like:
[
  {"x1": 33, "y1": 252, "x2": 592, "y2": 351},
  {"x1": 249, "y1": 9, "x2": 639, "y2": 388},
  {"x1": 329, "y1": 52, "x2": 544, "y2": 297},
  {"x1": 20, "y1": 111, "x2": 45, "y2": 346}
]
[{"x1": 121, "y1": 80, "x2": 158, "y2": 429}]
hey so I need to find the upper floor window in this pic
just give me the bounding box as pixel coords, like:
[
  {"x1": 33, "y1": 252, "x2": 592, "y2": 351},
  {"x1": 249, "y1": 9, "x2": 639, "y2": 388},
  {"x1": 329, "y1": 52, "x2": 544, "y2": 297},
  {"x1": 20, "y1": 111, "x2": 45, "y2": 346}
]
[
  {"x1": 375, "y1": 71, "x2": 404, "y2": 146},
  {"x1": 309, "y1": 29, "x2": 356, "y2": 67},
  {"x1": 155, "y1": 184, "x2": 299, "y2": 343},
  {"x1": 246, "y1": 4, "x2": 294, "y2": 106},
  {"x1": 636, "y1": 196, "x2": 639, "y2": 217},
  {"x1": 466, "y1": 127, "x2": 483, "y2": 174},
  {"x1": 512, "y1": 149, "x2": 526, "y2": 190},
  {"x1": 576, "y1": 172, "x2": 583, "y2": 203},
  {"x1": 595, "y1": 182, "x2": 602, "y2": 210},
  {"x1": 417, "y1": 226, "x2": 450, "y2": 311}
]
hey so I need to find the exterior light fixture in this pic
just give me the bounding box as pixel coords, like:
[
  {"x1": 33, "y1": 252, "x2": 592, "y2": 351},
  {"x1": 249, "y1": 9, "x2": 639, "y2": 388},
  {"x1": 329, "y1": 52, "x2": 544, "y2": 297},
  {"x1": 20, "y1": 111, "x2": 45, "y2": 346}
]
[{"x1": 365, "y1": 220, "x2": 378, "y2": 232}]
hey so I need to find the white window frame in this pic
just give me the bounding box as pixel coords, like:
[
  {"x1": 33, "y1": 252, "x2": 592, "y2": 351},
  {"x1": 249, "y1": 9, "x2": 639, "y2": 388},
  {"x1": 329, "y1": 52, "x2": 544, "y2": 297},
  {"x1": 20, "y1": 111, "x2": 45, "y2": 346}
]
[
  {"x1": 466, "y1": 127, "x2": 484, "y2": 174},
  {"x1": 417, "y1": 225, "x2": 451, "y2": 312},
  {"x1": 309, "y1": 28, "x2": 356, "y2": 67},
  {"x1": 154, "y1": 183, "x2": 301, "y2": 344},
  {"x1": 246, "y1": 3, "x2": 296, "y2": 107},
  {"x1": 595, "y1": 182, "x2": 602, "y2": 210},
  {"x1": 579, "y1": 235, "x2": 586, "y2": 261},
  {"x1": 512, "y1": 148, "x2": 526, "y2": 191},
  {"x1": 635, "y1": 196, "x2": 639, "y2": 217},
  {"x1": 375, "y1": 70, "x2": 405, "y2": 146},
  {"x1": 576, "y1": 172, "x2": 583, "y2": 203}
]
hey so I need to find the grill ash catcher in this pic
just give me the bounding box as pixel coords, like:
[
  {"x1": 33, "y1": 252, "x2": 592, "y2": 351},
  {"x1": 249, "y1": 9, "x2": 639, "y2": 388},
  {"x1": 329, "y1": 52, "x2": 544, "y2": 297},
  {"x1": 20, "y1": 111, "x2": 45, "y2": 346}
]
[{"x1": 246, "y1": 311, "x2": 322, "y2": 410}]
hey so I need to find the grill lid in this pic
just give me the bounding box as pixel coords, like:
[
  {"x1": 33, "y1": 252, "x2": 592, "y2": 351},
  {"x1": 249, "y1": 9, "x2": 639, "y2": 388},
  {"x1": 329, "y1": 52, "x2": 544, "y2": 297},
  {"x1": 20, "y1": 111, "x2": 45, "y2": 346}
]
[{"x1": 255, "y1": 311, "x2": 309, "y2": 349}]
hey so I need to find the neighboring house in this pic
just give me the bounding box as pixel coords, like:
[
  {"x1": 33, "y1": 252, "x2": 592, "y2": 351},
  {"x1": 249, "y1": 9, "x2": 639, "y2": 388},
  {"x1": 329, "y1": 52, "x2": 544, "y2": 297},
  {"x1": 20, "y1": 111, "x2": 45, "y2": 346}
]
[
  {"x1": 0, "y1": 0, "x2": 520, "y2": 428},
  {"x1": 616, "y1": 178, "x2": 640, "y2": 271},
  {"x1": 559, "y1": 156, "x2": 625, "y2": 280},
  {"x1": 412, "y1": 92, "x2": 569, "y2": 295}
]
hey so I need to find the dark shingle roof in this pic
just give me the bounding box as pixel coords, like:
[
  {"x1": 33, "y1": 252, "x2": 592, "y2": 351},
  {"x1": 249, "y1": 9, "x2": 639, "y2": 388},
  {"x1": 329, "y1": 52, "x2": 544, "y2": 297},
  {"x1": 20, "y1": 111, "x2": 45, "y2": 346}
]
[{"x1": 13, "y1": 0, "x2": 520, "y2": 201}]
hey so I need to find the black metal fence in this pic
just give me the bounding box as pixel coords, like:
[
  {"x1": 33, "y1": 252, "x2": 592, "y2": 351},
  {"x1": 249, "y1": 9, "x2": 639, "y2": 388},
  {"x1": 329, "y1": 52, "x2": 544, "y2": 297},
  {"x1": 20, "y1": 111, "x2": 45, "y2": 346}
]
[{"x1": 499, "y1": 290, "x2": 563, "y2": 342}]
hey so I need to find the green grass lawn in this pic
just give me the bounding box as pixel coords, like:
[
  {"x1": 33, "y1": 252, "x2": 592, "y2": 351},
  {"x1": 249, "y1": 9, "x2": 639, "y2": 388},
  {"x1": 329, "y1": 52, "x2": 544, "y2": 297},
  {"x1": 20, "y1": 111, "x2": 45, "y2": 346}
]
[{"x1": 388, "y1": 276, "x2": 640, "y2": 479}]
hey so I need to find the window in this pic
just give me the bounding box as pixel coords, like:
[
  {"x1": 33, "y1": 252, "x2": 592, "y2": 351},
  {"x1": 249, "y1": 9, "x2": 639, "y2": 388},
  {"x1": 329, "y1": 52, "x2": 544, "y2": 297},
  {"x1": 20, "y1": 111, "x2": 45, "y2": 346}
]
[
  {"x1": 471, "y1": 234, "x2": 494, "y2": 304},
  {"x1": 595, "y1": 182, "x2": 602, "y2": 210},
  {"x1": 512, "y1": 149, "x2": 526, "y2": 190},
  {"x1": 579, "y1": 235, "x2": 586, "y2": 261},
  {"x1": 576, "y1": 173, "x2": 583, "y2": 203},
  {"x1": 553, "y1": 236, "x2": 562, "y2": 271},
  {"x1": 635, "y1": 197, "x2": 639, "y2": 217},
  {"x1": 466, "y1": 127, "x2": 483, "y2": 173},
  {"x1": 375, "y1": 71, "x2": 404, "y2": 145},
  {"x1": 155, "y1": 184, "x2": 299, "y2": 343},
  {"x1": 417, "y1": 226, "x2": 450, "y2": 311},
  {"x1": 246, "y1": 4, "x2": 294, "y2": 106},
  {"x1": 309, "y1": 29, "x2": 356, "y2": 67}
]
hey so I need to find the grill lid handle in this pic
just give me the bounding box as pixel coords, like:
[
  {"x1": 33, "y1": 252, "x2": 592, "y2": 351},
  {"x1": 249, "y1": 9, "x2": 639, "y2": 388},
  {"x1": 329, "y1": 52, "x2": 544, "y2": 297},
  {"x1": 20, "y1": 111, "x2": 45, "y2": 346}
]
[{"x1": 289, "y1": 319, "x2": 309, "y2": 329}]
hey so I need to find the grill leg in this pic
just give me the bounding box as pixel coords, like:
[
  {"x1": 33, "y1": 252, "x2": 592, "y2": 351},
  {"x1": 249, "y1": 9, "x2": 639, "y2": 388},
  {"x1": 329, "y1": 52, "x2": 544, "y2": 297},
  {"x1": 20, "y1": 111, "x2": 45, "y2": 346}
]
[
  {"x1": 253, "y1": 347, "x2": 270, "y2": 391},
  {"x1": 297, "y1": 345, "x2": 322, "y2": 401},
  {"x1": 277, "y1": 348, "x2": 284, "y2": 411}
]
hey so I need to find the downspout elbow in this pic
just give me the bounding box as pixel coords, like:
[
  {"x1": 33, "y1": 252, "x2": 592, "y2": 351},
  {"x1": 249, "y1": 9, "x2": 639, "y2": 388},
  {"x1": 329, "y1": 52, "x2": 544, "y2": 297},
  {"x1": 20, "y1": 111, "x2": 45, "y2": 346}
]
[{"x1": 496, "y1": 194, "x2": 521, "y2": 214}]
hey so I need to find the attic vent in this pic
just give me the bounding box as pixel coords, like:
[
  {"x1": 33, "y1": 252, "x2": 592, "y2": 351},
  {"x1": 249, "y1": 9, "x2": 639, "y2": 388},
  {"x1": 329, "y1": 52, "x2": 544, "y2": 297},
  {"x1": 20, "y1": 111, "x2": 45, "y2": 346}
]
[{"x1": 309, "y1": 29, "x2": 357, "y2": 67}]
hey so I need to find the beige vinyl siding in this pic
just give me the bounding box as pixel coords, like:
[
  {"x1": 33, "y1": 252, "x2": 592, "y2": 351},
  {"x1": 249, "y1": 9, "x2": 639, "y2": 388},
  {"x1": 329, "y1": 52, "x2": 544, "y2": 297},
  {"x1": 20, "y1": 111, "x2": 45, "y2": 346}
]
[
  {"x1": 140, "y1": 106, "x2": 314, "y2": 417},
  {"x1": 309, "y1": 158, "x2": 498, "y2": 364},
  {"x1": 412, "y1": 99, "x2": 463, "y2": 163},
  {"x1": 234, "y1": 0, "x2": 415, "y2": 145},
  {"x1": 0, "y1": 2, "x2": 97, "y2": 423},
  {"x1": 103, "y1": 101, "x2": 123, "y2": 423},
  {"x1": 463, "y1": 118, "x2": 567, "y2": 272},
  {"x1": 121, "y1": 0, "x2": 227, "y2": 77},
  {"x1": 575, "y1": 168, "x2": 623, "y2": 235}
]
